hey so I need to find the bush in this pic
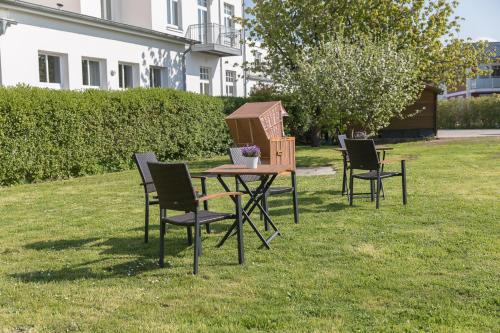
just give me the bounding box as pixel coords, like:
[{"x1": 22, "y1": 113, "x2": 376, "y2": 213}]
[
  {"x1": 0, "y1": 86, "x2": 231, "y2": 186},
  {"x1": 438, "y1": 95, "x2": 500, "y2": 129}
]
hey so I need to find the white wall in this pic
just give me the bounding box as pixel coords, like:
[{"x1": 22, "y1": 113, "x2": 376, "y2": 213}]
[
  {"x1": 80, "y1": 0, "x2": 101, "y2": 18},
  {"x1": 26, "y1": 0, "x2": 81, "y2": 12},
  {"x1": 0, "y1": 1, "x2": 256, "y2": 97},
  {"x1": 0, "y1": 9, "x2": 185, "y2": 90},
  {"x1": 117, "y1": 0, "x2": 152, "y2": 29}
]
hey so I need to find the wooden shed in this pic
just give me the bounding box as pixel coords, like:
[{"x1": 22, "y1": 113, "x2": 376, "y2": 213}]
[
  {"x1": 379, "y1": 85, "x2": 440, "y2": 139},
  {"x1": 225, "y1": 101, "x2": 296, "y2": 169}
]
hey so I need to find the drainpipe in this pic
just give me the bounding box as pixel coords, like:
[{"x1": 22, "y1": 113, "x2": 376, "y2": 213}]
[
  {"x1": 242, "y1": 0, "x2": 247, "y2": 97},
  {"x1": 219, "y1": 0, "x2": 224, "y2": 96},
  {"x1": 181, "y1": 44, "x2": 193, "y2": 92}
]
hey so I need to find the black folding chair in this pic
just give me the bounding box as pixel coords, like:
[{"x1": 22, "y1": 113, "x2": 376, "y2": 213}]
[
  {"x1": 148, "y1": 162, "x2": 244, "y2": 275},
  {"x1": 228, "y1": 148, "x2": 299, "y2": 229},
  {"x1": 344, "y1": 139, "x2": 407, "y2": 209},
  {"x1": 133, "y1": 152, "x2": 211, "y2": 243}
]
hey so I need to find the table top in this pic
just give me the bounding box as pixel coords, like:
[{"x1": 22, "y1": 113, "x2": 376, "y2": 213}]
[
  {"x1": 334, "y1": 146, "x2": 394, "y2": 152},
  {"x1": 202, "y1": 164, "x2": 292, "y2": 176}
]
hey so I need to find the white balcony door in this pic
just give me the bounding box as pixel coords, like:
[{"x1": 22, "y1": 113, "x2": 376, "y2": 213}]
[
  {"x1": 223, "y1": 3, "x2": 235, "y2": 47},
  {"x1": 198, "y1": 0, "x2": 208, "y2": 43}
]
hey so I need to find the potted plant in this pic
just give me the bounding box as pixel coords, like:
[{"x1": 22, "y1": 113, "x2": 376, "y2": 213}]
[{"x1": 241, "y1": 145, "x2": 261, "y2": 169}]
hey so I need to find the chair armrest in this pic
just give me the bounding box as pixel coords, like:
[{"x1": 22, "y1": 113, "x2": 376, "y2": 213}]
[
  {"x1": 380, "y1": 158, "x2": 406, "y2": 165},
  {"x1": 196, "y1": 192, "x2": 243, "y2": 203},
  {"x1": 191, "y1": 175, "x2": 207, "y2": 180}
]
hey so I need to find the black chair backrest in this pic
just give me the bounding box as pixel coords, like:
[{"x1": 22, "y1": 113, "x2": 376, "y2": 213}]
[
  {"x1": 133, "y1": 152, "x2": 159, "y2": 193},
  {"x1": 147, "y1": 162, "x2": 197, "y2": 212},
  {"x1": 228, "y1": 147, "x2": 261, "y2": 183},
  {"x1": 344, "y1": 139, "x2": 380, "y2": 170}
]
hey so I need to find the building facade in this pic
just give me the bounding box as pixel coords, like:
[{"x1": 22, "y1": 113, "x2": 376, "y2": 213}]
[
  {"x1": 0, "y1": 0, "x2": 266, "y2": 96},
  {"x1": 444, "y1": 42, "x2": 500, "y2": 99}
]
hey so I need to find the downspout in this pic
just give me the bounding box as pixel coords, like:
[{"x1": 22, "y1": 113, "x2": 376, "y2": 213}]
[
  {"x1": 181, "y1": 44, "x2": 193, "y2": 92},
  {"x1": 219, "y1": 0, "x2": 224, "y2": 96},
  {"x1": 242, "y1": 0, "x2": 247, "y2": 97}
]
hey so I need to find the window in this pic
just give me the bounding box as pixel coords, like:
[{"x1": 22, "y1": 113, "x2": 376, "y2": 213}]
[
  {"x1": 224, "y1": 3, "x2": 234, "y2": 28},
  {"x1": 254, "y1": 51, "x2": 263, "y2": 66},
  {"x1": 150, "y1": 66, "x2": 164, "y2": 88},
  {"x1": 197, "y1": 0, "x2": 208, "y2": 42},
  {"x1": 167, "y1": 0, "x2": 180, "y2": 27},
  {"x1": 223, "y1": 3, "x2": 235, "y2": 47},
  {"x1": 199, "y1": 66, "x2": 211, "y2": 95},
  {"x1": 82, "y1": 59, "x2": 101, "y2": 87},
  {"x1": 492, "y1": 65, "x2": 500, "y2": 78},
  {"x1": 101, "y1": 0, "x2": 112, "y2": 20},
  {"x1": 225, "y1": 70, "x2": 236, "y2": 96},
  {"x1": 38, "y1": 53, "x2": 61, "y2": 84},
  {"x1": 118, "y1": 63, "x2": 134, "y2": 89}
]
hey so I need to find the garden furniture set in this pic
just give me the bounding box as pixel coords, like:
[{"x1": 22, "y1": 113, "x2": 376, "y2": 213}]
[{"x1": 131, "y1": 101, "x2": 409, "y2": 274}]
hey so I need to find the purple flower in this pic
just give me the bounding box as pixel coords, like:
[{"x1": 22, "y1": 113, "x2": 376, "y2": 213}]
[{"x1": 241, "y1": 145, "x2": 261, "y2": 158}]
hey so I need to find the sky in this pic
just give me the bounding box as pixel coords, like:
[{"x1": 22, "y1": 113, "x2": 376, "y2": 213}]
[
  {"x1": 455, "y1": 0, "x2": 500, "y2": 42},
  {"x1": 243, "y1": 0, "x2": 500, "y2": 42}
]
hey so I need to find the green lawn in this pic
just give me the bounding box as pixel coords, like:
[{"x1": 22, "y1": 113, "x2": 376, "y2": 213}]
[{"x1": 0, "y1": 138, "x2": 499, "y2": 332}]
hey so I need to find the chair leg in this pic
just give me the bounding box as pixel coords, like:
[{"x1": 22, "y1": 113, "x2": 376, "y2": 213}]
[
  {"x1": 349, "y1": 170, "x2": 354, "y2": 206},
  {"x1": 236, "y1": 196, "x2": 244, "y2": 265},
  {"x1": 160, "y1": 209, "x2": 167, "y2": 235},
  {"x1": 193, "y1": 213, "x2": 200, "y2": 275},
  {"x1": 291, "y1": 171, "x2": 299, "y2": 224},
  {"x1": 201, "y1": 178, "x2": 211, "y2": 234},
  {"x1": 402, "y1": 160, "x2": 407, "y2": 205},
  {"x1": 376, "y1": 173, "x2": 382, "y2": 209},
  {"x1": 342, "y1": 157, "x2": 348, "y2": 196},
  {"x1": 263, "y1": 192, "x2": 269, "y2": 231},
  {"x1": 187, "y1": 227, "x2": 193, "y2": 245},
  {"x1": 144, "y1": 196, "x2": 150, "y2": 243},
  {"x1": 159, "y1": 221, "x2": 165, "y2": 268},
  {"x1": 370, "y1": 179, "x2": 375, "y2": 202}
]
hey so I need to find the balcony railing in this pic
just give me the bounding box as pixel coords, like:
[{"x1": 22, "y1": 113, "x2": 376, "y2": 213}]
[
  {"x1": 470, "y1": 77, "x2": 500, "y2": 90},
  {"x1": 186, "y1": 23, "x2": 242, "y2": 56}
]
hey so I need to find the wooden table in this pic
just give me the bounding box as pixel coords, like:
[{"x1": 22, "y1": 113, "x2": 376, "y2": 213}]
[
  {"x1": 335, "y1": 146, "x2": 394, "y2": 196},
  {"x1": 203, "y1": 164, "x2": 296, "y2": 249}
]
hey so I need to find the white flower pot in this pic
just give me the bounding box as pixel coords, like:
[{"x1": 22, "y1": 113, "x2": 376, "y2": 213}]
[{"x1": 244, "y1": 157, "x2": 259, "y2": 169}]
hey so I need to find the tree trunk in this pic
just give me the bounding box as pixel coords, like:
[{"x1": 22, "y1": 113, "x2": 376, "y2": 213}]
[{"x1": 311, "y1": 125, "x2": 322, "y2": 147}]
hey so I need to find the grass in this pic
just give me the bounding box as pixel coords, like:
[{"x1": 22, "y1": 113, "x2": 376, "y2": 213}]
[{"x1": 0, "y1": 138, "x2": 499, "y2": 332}]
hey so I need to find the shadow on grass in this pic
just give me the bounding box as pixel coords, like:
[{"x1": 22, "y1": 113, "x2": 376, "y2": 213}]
[{"x1": 15, "y1": 232, "x2": 199, "y2": 283}]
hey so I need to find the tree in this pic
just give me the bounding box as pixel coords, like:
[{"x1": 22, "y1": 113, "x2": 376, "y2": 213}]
[
  {"x1": 245, "y1": 0, "x2": 490, "y2": 145},
  {"x1": 285, "y1": 36, "x2": 423, "y2": 139}
]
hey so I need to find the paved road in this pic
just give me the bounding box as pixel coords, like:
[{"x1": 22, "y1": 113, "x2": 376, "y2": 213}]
[{"x1": 437, "y1": 129, "x2": 500, "y2": 138}]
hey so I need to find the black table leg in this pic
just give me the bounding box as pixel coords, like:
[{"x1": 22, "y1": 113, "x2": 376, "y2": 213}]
[{"x1": 215, "y1": 175, "x2": 271, "y2": 249}]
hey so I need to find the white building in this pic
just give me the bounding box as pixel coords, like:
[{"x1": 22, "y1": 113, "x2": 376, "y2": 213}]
[{"x1": 0, "y1": 0, "x2": 267, "y2": 96}]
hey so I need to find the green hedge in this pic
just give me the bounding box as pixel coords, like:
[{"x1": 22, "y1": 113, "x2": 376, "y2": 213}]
[
  {"x1": 438, "y1": 95, "x2": 500, "y2": 129},
  {"x1": 0, "y1": 86, "x2": 231, "y2": 186}
]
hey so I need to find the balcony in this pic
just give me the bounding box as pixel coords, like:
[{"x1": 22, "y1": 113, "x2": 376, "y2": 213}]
[
  {"x1": 470, "y1": 77, "x2": 500, "y2": 90},
  {"x1": 186, "y1": 23, "x2": 242, "y2": 57}
]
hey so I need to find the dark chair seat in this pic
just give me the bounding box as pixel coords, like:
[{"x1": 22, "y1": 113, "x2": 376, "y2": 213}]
[
  {"x1": 353, "y1": 171, "x2": 401, "y2": 180},
  {"x1": 268, "y1": 186, "x2": 294, "y2": 195},
  {"x1": 166, "y1": 211, "x2": 236, "y2": 226}
]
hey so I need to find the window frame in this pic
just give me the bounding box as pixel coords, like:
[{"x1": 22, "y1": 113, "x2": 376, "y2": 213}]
[
  {"x1": 225, "y1": 70, "x2": 237, "y2": 96},
  {"x1": 118, "y1": 63, "x2": 135, "y2": 89},
  {"x1": 199, "y1": 66, "x2": 211, "y2": 96},
  {"x1": 149, "y1": 66, "x2": 165, "y2": 88},
  {"x1": 101, "y1": 0, "x2": 112, "y2": 20},
  {"x1": 166, "y1": 0, "x2": 181, "y2": 28},
  {"x1": 38, "y1": 52, "x2": 63, "y2": 87},
  {"x1": 82, "y1": 58, "x2": 102, "y2": 88}
]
